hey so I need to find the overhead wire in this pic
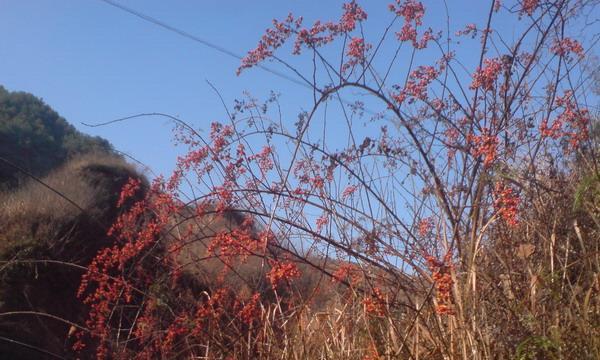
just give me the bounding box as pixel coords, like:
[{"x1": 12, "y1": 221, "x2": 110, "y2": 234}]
[
  {"x1": 98, "y1": 0, "x2": 312, "y2": 89},
  {"x1": 96, "y1": 0, "x2": 391, "y2": 119}
]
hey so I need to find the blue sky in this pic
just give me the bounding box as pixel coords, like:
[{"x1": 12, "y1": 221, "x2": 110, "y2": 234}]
[{"x1": 0, "y1": 1, "x2": 541, "y2": 177}]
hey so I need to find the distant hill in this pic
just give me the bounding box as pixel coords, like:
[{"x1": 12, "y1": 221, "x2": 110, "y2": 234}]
[{"x1": 0, "y1": 85, "x2": 115, "y2": 189}]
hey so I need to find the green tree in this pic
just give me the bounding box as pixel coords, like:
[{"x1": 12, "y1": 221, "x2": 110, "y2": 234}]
[{"x1": 0, "y1": 85, "x2": 115, "y2": 189}]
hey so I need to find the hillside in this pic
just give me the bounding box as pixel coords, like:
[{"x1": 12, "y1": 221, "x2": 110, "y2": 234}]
[
  {"x1": 0, "y1": 86, "x2": 115, "y2": 189},
  {"x1": 0, "y1": 87, "x2": 134, "y2": 358},
  {"x1": 0, "y1": 154, "x2": 147, "y2": 359},
  {"x1": 0, "y1": 88, "x2": 328, "y2": 359}
]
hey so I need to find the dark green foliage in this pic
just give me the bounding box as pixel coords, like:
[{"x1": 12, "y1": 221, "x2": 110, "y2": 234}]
[{"x1": 0, "y1": 85, "x2": 115, "y2": 190}]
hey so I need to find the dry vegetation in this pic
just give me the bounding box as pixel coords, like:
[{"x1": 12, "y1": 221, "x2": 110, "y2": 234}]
[
  {"x1": 0, "y1": 148, "x2": 598, "y2": 360},
  {"x1": 0, "y1": 154, "x2": 146, "y2": 359}
]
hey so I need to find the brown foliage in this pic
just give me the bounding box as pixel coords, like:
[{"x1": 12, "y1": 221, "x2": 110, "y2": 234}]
[{"x1": 0, "y1": 154, "x2": 146, "y2": 359}]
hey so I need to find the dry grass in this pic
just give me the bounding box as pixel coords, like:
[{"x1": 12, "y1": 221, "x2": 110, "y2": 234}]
[
  {"x1": 151, "y1": 162, "x2": 599, "y2": 360},
  {"x1": 1, "y1": 153, "x2": 140, "y2": 225},
  {"x1": 0, "y1": 154, "x2": 598, "y2": 359},
  {"x1": 0, "y1": 153, "x2": 145, "y2": 256},
  {"x1": 0, "y1": 153, "x2": 146, "y2": 359}
]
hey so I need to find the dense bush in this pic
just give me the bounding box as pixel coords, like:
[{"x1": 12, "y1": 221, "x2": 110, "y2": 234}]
[
  {"x1": 68, "y1": 1, "x2": 599, "y2": 359},
  {"x1": 0, "y1": 154, "x2": 146, "y2": 359},
  {"x1": 1, "y1": 1, "x2": 599, "y2": 359}
]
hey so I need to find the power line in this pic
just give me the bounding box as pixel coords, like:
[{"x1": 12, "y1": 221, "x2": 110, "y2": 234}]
[
  {"x1": 98, "y1": 0, "x2": 311, "y2": 89},
  {"x1": 96, "y1": 0, "x2": 395, "y2": 123}
]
